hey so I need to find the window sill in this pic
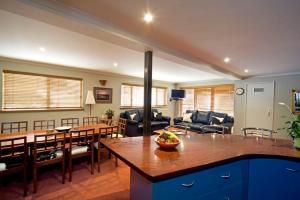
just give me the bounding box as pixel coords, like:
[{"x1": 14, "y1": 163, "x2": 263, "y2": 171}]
[{"x1": 1, "y1": 108, "x2": 84, "y2": 113}]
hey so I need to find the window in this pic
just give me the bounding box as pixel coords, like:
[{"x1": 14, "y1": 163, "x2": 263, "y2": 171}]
[
  {"x1": 2, "y1": 70, "x2": 83, "y2": 111},
  {"x1": 121, "y1": 84, "x2": 167, "y2": 108},
  {"x1": 181, "y1": 89, "x2": 194, "y2": 112},
  {"x1": 181, "y1": 85, "x2": 234, "y2": 116}
]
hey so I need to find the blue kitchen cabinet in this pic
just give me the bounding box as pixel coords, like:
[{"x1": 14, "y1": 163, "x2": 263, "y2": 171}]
[
  {"x1": 248, "y1": 158, "x2": 300, "y2": 200},
  {"x1": 131, "y1": 160, "x2": 249, "y2": 200}
]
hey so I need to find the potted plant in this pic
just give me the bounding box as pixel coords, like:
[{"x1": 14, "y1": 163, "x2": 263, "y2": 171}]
[
  {"x1": 105, "y1": 108, "x2": 114, "y2": 119},
  {"x1": 278, "y1": 102, "x2": 300, "y2": 149},
  {"x1": 284, "y1": 115, "x2": 300, "y2": 149}
]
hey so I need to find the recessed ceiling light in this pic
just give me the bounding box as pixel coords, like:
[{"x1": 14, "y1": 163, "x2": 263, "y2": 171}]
[
  {"x1": 244, "y1": 69, "x2": 249, "y2": 73},
  {"x1": 39, "y1": 47, "x2": 46, "y2": 52},
  {"x1": 113, "y1": 62, "x2": 118, "y2": 67},
  {"x1": 224, "y1": 57, "x2": 230, "y2": 63},
  {"x1": 143, "y1": 12, "x2": 153, "y2": 23}
]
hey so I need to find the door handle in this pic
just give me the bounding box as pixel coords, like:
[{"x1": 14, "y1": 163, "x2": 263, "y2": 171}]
[
  {"x1": 181, "y1": 181, "x2": 195, "y2": 188},
  {"x1": 221, "y1": 173, "x2": 231, "y2": 179},
  {"x1": 286, "y1": 168, "x2": 299, "y2": 173}
]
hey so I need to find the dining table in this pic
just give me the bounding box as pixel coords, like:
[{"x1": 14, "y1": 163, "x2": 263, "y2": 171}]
[{"x1": 0, "y1": 123, "x2": 112, "y2": 144}]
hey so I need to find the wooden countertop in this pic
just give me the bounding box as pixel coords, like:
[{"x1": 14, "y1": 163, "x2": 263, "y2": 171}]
[{"x1": 100, "y1": 133, "x2": 300, "y2": 182}]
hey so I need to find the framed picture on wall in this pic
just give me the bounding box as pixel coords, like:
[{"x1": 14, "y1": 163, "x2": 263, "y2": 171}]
[
  {"x1": 292, "y1": 89, "x2": 300, "y2": 113},
  {"x1": 93, "y1": 87, "x2": 113, "y2": 104}
]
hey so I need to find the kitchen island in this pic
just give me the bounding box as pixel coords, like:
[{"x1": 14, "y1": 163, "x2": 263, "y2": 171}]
[{"x1": 100, "y1": 133, "x2": 300, "y2": 200}]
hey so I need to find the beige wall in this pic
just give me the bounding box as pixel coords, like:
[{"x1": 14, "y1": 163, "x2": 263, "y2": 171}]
[
  {"x1": 0, "y1": 58, "x2": 176, "y2": 131},
  {"x1": 175, "y1": 74, "x2": 300, "y2": 139},
  {"x1": 234, "y1": 74, "x2": 300, "y2": 138}
]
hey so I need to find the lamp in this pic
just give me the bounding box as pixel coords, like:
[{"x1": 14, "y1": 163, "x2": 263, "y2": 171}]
[
  {"x1": 85, "y1": 90, "x2": 95, "y2": 116},
  {"x1": 278, "y1": 102, "x2": 296, "y2": 120}
]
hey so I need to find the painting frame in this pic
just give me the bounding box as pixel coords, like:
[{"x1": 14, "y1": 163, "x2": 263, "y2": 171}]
[
  {"x1": 292, "y1": 89, "x2": 300, "y2": 114},
  {"x1": 93, "y1": 87, "x2": 113, "y2": 104}
]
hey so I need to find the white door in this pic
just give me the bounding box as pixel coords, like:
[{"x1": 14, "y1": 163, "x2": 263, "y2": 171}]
[{"x1": 245, "y1": 82, "x2": 274, "y2": 129}]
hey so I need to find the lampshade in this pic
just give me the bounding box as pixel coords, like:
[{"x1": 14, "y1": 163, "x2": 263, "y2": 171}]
[{"x1": 85, "y1": 90, "x2": 95, "y2": 104}]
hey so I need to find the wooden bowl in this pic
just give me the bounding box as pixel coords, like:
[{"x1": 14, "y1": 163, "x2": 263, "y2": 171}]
[{"x1": 155, "y1": 137, "x2": 180, "y2": 149}]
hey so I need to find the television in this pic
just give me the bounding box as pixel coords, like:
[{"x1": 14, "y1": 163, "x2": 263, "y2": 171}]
[{"x1": 171, "y1": 89, "x2": 185, "y2": 99}]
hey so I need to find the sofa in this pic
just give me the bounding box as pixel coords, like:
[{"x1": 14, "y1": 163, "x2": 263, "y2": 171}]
[
  {"x1": 120, "y1": 109, "x2": 171, "y2": 137},
  {"x1": 173, "y1": 110, "x2": 234, "y2": 134}
]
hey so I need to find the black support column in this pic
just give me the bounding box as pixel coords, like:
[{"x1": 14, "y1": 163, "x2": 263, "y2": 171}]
[{"x1": 143, "y1": 50, "x2": 152, "y2": 136}]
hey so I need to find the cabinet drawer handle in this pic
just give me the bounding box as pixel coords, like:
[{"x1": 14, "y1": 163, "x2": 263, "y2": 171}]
[
  {"x1": 221, "y1": 173, "x2": 231, "y2": 179},
  {"x1": 286, "y1": 168, "x2": 299, "y2": 172},
  {"x1": 181, "y1": 181, "x2": 195, "y2": 188}
]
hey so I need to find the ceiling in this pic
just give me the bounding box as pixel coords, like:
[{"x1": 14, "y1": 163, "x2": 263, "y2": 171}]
[
  {"x1": 0, "y1": 0, "x2": 299, "y2": 82},
  {"x1": 0, "y1": 9, "x2": 224, "y2": 82},
  {"x1": 57, "y1": 0, "x2": 300, "y2": 76}
]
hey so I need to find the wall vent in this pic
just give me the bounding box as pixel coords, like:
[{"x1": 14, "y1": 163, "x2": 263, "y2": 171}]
[{"x1": 254, "y1": 88, "x2": 264, "y2": 92}]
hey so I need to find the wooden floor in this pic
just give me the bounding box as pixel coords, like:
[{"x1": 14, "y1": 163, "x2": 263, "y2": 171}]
[{"x1": 0, "y1": 159, "x2": 130, "y2": 200}]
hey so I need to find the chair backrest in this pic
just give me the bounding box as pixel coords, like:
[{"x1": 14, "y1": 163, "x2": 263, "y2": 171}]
[
  {"x1": 1, "y1": 121, "x2": 28, "y2": 133},
  {"x1": 98, "y1": 126, "x2": 117, "y2": 139},
  {"x1": 33, "y1": 132, "x2": 66, "y2": 162},
  {"x1": 61, "y1": 118, "x2": 79, "y2": 127},
  {"x1": 118, "y1": 118, "x2": 127, "y2": 137},
  {"x1": 69, "y1": 129, "x2": 95, "y2": 151},
  {"x1": 83, "y1": 117, "x2": 98, "y2": 125},
  {"x1": 242, "y1": 127, "x2": 274, "y2": 138},
  {"x1": 201, "y1": 125, "x2": 227, "y2": 134},
  {"x1": 33, "y1": 120, "x2": 56, "y2": 130},
  {"x1": 0, "y1": 136, "x2": 28, "y2": 169}
]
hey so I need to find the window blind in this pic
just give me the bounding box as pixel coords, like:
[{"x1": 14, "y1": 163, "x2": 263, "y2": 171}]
[
  {"x1": 120, "y1": 85, "x2": 132, "y2": 107},
  {"x1": 181, "y1": 89, "x2": 194, "y2": 114},
  {"x1": 120, "y1": 84, "x2": 167, "y2": 108},
  {"x1": 2, "y1": 71, "x2": 82, "y2": 110},
  {"x1": 195, "y1": 88, "x2": 212, "y2": 111},
  {"x1": 181, "y1": 85, "x2": 234, "y2": 116},
  {"x1": 213, "y1": 85, "x2": 234, "y2": 116}
]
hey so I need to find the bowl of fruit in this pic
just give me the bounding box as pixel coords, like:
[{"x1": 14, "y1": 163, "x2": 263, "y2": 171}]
[{"x1": 155, "y1": 131, "x2": 180, "y2": 149}]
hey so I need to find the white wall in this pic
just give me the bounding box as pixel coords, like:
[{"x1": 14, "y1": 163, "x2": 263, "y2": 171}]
[
  {"x1": 234, "y1": 74, "x2": 300, "y2": 138},
  {"x1": 0, "y1": 58, "x2": 176, "y2": 131}
]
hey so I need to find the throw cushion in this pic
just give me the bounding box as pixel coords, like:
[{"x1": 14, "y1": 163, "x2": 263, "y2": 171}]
[
  {"x1": 130, "y1": 113, "x2": 137, "y2": 120},
  {"x1": 155, "y1": 112, "x2": 163, "y2": 121},
  {"x1": 0, "y1": 163, "x2": 6, "y2": 171},
  {"x1": 186, "y1": 110, "x2": 198, "y2": 122},
  {"x1": 153, "y1": 111, "x2": 158, "y2": 118},
  {"x1": 210, "y1": 116, "x2": 224, "y2": 125},
  {"x1": 183, "y1": 113, "x2": 193, "y2": 123},
  {"x1": 210, "y1": 112, "x2": 228, "y2": 123},
  {"x1": 194, "y1": 111, "x2": 211, "y2": 124},
  {"x1": 71, "y1": 145, "x2": 88, "y2": 155}
]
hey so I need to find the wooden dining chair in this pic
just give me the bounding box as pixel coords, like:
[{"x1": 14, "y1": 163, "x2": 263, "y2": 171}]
[
  {"x1": 117, "y1": 118, "x2": 127, "y2": 138},
  {"x1": 94, "y1": 126, "x2": 118, "y2": 172},
  {"x1": 1, "y1": 121, "x2": 28, "y2": 133},
  {"x1": 83, "y1": 116, "x2": 98, "y2": 125},
  {"x1": 68, "y1": 129, "x2": 95, "y2": 182},
  {"x1": 33, "y1": 132, "x2": 66, "y2": 193},
  {"x1": 0, "y1": 136, "x2": 28, "y2": 196},
  {"x1": 33, "y1": 120, "x2": 56, "y2": 130},
  {"x1": 242, "y1": 127, "x2": 274, "y2": 138},
  {"x1": 61, "y1": 118, "x2": 79, "y2": 127}
]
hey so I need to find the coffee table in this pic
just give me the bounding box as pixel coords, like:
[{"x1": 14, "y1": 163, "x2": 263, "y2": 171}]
[{"x1": 153, "y1": 126, "x2": 194, "y2": 135}]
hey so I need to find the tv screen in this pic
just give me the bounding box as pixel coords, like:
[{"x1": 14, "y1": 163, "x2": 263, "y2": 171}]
[{"x1": 171, "y1": 89, "x2": 185, "y2": 99}]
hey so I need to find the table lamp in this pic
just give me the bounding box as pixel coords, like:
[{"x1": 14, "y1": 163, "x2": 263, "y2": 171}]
[{"x1": 85, "y1": 90, "x2": 95, "y2": 116}]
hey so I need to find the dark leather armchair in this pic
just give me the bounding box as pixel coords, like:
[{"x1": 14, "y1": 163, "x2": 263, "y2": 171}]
[
  {"x1": 174, "y1": 110, "x2": 234, "y2": 134},
  {"x1": 120, "y1": 109, "x2": 170, "y2": 137}
]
